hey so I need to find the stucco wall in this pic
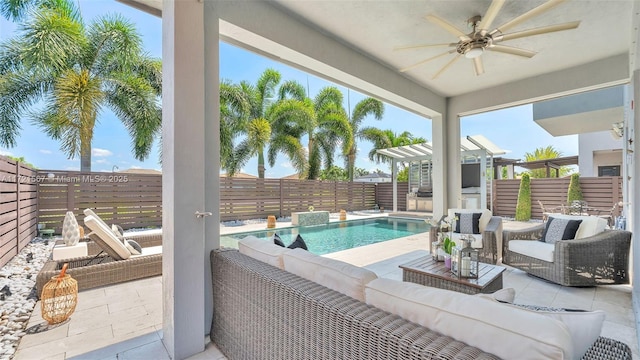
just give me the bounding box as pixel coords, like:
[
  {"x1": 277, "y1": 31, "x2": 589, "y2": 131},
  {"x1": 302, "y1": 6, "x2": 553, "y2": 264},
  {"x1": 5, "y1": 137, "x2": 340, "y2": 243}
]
[{"x1": 578, "y1": 131, "x2": 622, "y2": 176}]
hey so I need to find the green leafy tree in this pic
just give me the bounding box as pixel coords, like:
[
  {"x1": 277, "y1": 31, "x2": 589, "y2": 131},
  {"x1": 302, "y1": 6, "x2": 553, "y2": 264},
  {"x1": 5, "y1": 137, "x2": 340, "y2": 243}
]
[
  {"x1": 0, "y1": 0, "x2": 162, "y2": 172},
  {"x1": 567, "y1": 173, "x2": 583, "y2": 203},
  {"x1": 368, "y1": 130, "x2": 427, "y2": 172},
  {"x1": 523, "y1": 146, "x2": 572, "y2": 178},
  {"x1": 319, "y1": 165, "x2": 348, "y2": 181},
  {"x1": 515, "y1": 173, "x2": 532, "y2": 221},
  {"x1": 354, "y1": 167, "x2": 369, "y2": 177},
  {"x1": 219, "y1": 80, "x2": 250, "y2": 173},
  {"x1": 229, "y1": 69, "x2": 281, "y2": 178},
  {"x1": 344, "y1": 97, "x2": 385, "y2": 181},
  {"x1": 397, "y1": 167, "x2": 408, "y2": 181}
]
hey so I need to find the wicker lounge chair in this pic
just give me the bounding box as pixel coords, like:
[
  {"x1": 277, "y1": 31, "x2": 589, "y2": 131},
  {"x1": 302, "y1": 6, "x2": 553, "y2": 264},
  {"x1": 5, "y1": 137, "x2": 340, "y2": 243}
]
[
  {"x1": 36, "y1": 219, "x2": 162, "y2": 296},
  {"x1": 503, "y1": 223, "x2": 631, "y2": 286}
]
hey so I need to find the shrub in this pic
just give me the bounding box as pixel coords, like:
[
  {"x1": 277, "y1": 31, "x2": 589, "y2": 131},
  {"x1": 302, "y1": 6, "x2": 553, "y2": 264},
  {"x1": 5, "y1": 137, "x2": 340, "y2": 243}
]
[
  {"x1": 567, "y1": 173, "x2": 583, "y2": 203},
  {"x1": 515, "y1": 173, "x2": 531, "y2": 221}
]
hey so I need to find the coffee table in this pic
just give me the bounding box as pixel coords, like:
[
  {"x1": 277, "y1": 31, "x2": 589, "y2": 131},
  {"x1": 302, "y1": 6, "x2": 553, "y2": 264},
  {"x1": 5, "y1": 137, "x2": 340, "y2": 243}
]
[{"x1": 399, "y1": 256, "x2": 506, "y2": 294}]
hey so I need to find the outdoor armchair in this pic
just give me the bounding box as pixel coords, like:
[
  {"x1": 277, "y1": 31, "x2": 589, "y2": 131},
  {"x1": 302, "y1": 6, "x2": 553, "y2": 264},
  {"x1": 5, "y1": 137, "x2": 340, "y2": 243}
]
[{"x1": 503, "y1": 220, "x2": 631, "y2": 286}]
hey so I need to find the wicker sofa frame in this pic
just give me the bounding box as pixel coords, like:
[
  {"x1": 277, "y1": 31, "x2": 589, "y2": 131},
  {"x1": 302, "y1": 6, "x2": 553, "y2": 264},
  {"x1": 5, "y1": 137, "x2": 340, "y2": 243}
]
[
  {"x1": 36, "y1": 232, "x2": 162, "y2": 296},
  {"x1": 429, "y1": 216, "x2": 502, "y2": 265},
  {"x1": 503, "y1": 224, "x2": 631, "y2": 286},
  {"x1": 210, "y1": 249, "x2": 631, "y2": 360}
]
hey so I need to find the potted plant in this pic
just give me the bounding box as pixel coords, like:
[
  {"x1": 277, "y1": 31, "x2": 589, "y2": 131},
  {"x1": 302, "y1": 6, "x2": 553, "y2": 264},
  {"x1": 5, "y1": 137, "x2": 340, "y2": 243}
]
[{"x1": 442, "y1": 237, "x2": 455, "y2": 269}]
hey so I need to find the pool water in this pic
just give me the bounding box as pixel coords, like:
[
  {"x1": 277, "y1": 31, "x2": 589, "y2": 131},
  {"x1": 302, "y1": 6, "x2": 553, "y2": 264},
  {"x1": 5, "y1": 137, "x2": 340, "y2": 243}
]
[{"x1": 221, "y1": 217, "x2": 431, "y2": 255}]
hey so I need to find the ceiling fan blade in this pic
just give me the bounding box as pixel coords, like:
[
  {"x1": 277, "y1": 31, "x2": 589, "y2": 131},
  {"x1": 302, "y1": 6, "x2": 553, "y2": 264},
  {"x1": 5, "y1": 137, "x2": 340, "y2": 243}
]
[
  {"x1": 433, "y1": 54, "x2": 461, "y2": 80},
  {"x1": 496, "y1": 0, "x2": 566, "y2": 34},
  {"x1": 477, "y1": 0, "x2": 506, "y2": 33},
  {"x1": 400, "y1": 50, "x2": 455, "y2": 72},
  {"x1": 394, "y1": 43, "x2": 455, "y2": 51},
  {"x1": 473, "y1": 57, "x2": 485, "y2": 76},
  {"x1": 498, "y1": 21, "x2": 580, "y2": 42},
  {"x1": 425, "y1": 15, "x2": 470, "y2": 41},
  {"x1": 488, "y1": 44, "x2": 536, "y2": 58}
]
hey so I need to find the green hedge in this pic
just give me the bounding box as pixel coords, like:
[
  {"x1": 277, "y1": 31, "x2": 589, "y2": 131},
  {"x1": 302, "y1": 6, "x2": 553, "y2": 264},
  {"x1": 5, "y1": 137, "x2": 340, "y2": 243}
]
[{"x1": 515, "y1": 173, "x2": 531, "y2": 221}]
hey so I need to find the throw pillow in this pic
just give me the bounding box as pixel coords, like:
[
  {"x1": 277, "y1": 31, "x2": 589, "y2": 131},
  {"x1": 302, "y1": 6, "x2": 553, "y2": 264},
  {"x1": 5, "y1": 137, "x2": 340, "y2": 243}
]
[
  {"x1": 288, "y1": 234, "x2": 308, "y2": 250},
  {"x1": 272, "y1": 233, "x2": 285, "y2": 247},
  {"x1": 476, "y1": 287, "x2": 516, "y2": 304},
  {"x1": 502, "y1": 303, "x2": 605, "y2": 359},
  {"x1": 454, "y1": 212, "x2": 482, "y2": 234},
  {"x1": 125, "y1": 239, "x2": 142, "y2": 255},
  {"x1": 541, "y1": 217, "x2": 583, "y2": 244}
]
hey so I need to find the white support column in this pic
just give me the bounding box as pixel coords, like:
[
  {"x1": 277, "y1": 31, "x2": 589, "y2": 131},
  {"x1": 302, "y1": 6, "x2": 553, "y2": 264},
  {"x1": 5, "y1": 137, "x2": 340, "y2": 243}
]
[
  {"x1": 480, "y1": 152, "x2": 487, "y2": 209},
  {"x1": 392, "y1": 159, "x2": 397, "y2": 212},
  {"x1": 203, "y1": 2, "x2": 221, "y2": 336},
  {"x1": 162, "y1": 1, "x2": 209, "y2": 358},
  {"x1": 630, "y1": 70, "x2": 640, "y2": 350},
  {"x1": 431, "y1": 114, "x2": 446, "y2": 218},
  {"x1": 446, "y1": 112, "x2": 462, "y2": 209}
]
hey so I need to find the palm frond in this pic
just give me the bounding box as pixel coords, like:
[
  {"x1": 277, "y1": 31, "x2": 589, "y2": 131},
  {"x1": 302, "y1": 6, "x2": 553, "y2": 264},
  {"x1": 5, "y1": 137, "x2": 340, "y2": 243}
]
[
  {"x1": 87, "y1": 14, "x2": 142, "y2": 72},
  {"x1": 255, "y1": 68, "x2": 281, "y2": 113},
  {"x1": 268, "y1": 134, "x2": 306, "y2": 176},
  {"x1": 278, "y1": 80, "x2": 306, "y2": 101},
  {"x1": 351, "y1": 97, "x2": 384, "y2": 129}
]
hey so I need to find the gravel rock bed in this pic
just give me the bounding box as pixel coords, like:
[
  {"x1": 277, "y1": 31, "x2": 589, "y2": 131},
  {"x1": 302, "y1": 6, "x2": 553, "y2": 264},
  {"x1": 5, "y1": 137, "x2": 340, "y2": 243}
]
[{"x1": 0, "y1": 237, "x2": 55, "y2": 359}]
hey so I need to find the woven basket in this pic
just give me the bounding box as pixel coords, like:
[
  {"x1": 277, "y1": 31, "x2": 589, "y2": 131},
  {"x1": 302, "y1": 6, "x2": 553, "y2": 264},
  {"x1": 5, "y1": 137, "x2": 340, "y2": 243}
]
[{"x1": 40, "y1": 263, "x2": 78, "y2": 325}]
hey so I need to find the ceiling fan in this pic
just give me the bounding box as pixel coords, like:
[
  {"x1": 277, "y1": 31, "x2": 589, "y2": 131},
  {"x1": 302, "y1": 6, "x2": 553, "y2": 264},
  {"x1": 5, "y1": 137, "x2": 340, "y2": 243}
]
[{"x1": 396, "y1": 0, "x2": 580, "y2": 79}]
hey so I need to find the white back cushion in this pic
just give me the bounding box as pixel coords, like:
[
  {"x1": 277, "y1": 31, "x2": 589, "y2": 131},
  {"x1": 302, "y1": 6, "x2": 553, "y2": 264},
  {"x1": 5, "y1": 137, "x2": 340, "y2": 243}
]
[
  {"x1": 84, "y1": 215, "x2": 131, "y2": 260},
  {"x1": 283, "y1": 249, "x2": 377, "y2": 302},
  {"x1": 365, "y1": 278, "x2": 573, "y2": 360},
  {"x1": 238, "y1": 235, "x2": 289, "y2": 269},
  {"x1": 448, "y1": 208, "x2": 492, "y2": 233},
  {"x1": 546, "y1": 214, "x2": 606, "y2": 239}
]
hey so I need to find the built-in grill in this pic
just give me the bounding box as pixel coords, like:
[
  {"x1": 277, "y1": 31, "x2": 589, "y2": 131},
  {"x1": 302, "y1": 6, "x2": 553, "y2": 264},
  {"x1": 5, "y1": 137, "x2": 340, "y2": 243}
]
[{"x1": 416, "y1": 186, "x2": 432, "y2": 198}]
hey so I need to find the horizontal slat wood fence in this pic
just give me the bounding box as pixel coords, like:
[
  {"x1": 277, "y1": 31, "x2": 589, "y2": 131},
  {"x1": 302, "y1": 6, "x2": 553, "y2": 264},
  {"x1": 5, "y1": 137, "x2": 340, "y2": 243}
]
[
  {"x1": 493, "y1": 177, "x2": 622, "y2": 220},
  {"x1": 375, "y1": 182, "x2": 408, "y2": 211},
  {"x1": 37, "y1": 170, "x2": 162, "y2": 232},
  {"x1": 219, "y1": 178, "x2": 376, "y2": 220},
  {"x1": 0, "y1": 156, "x2": 38, "y2": 267},
  {"x1": 37, "y1": 172, "x2": 377, "y2": 228}
]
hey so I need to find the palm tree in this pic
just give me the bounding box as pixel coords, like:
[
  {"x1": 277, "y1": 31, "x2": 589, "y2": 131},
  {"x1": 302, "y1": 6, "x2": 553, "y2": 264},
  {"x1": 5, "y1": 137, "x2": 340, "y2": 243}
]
[
  {"x1": 344, "y1": 96, "x2": 385, "y2": 181},
  {"x1": 0, "y1": 0, "x2": 162, "y2": 172},
  {"x1": 269, "y1": 82, "x2": 352, "y2": 180},
  {"x1": 523, "y1": 145, "x2": 572, "y2": 178},
  {"x1": 229, "y1": 69, "x2": 281, "y2": 178},
  {"x1": 219, "y1": 79, "x2": 249, "y2": 173}
]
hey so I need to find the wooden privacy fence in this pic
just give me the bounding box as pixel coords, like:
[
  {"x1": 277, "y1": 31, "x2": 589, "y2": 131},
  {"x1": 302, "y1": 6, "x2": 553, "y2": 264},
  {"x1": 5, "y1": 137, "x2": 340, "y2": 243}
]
[
  {"x1": 219, "y1": 178, "x2": 376, "y2": 221},
  {"x1": 37, "y1": 172, "x2": 377, "y2": 228},
  {"x1": 0, "y1": 156, "x2": 38, "y2": 267},
  {"x1": 493, "y1": 176, "x2": 622, "y2": 220},
  {"x1": 375, "y1": 182, "x2": 408, "y2": 211},
  {"x1": 37, "y1": 170, "x2": 162, "y2": 232}
]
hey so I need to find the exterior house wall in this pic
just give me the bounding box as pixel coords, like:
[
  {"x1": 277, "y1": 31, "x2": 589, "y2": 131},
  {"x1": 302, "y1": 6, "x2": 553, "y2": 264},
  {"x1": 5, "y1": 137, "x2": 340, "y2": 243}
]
[{"x1": 578, "y1": 131, "x2": 623, "y2": 176}]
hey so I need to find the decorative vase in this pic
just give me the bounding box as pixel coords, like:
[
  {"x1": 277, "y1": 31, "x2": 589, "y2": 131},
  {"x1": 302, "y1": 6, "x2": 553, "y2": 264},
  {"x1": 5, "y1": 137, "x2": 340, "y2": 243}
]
[
  {"x1": 62, "y1": 211, "x2": 80, "y2": 246},
  {"x1": 444, "y1": 255, "x2": 452, "y2": 270}
]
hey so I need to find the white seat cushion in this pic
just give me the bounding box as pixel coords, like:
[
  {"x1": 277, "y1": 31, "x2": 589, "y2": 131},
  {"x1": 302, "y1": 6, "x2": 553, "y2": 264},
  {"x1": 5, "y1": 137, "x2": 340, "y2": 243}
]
[
  {"x1": 365, "y1": 278, "x2": 573, "y2": 360},
  {"x1": 283, "y1": 249, "x2": 377, "y2": 302},
  {"x1": 544, "y1": 214, "x2": 607, "y2": 239},
  {"x1": 83, "y1": 215, "x2": 131, "y2": 260},
  {"x1": 130, "y1": 245, "x2": 163, "y2": 257},
  {"x1": 509, "y1": 240, "x2": 555, "y2": 262},
  {"x1": 238, "y1": 235, "x2": 289, "y2": 269}
]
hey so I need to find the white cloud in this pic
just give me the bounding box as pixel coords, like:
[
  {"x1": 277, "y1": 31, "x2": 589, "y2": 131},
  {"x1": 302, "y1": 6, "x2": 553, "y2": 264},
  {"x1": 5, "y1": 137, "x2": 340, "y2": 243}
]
[
  {"x1": 119, "y1": 160, "x2": 129, "y2": 164},
  {"x1": 95, "y1": 159, "x2": 108, "y2": 164},
  {"x1": 360, "y1": 157, "x2": 373, "y2": 164},
  {"x1": 130, "y1": 165, "x2": 142, "y2": 169},
  {"x1": 39, "y1": 149, "x2": 52, "y2": 154},
  {"x1": 65, "y1": 166, "x2": 79, "y2": 171},
  {"x1": 0, "y1": 150, "x2": 13, "y2": 156},
  {"x1": 92, "y1": 148, "x2": 113, "y2": 157},
  {"x1": 280, "y1": 162, "x2": 293, "y2": 169}
]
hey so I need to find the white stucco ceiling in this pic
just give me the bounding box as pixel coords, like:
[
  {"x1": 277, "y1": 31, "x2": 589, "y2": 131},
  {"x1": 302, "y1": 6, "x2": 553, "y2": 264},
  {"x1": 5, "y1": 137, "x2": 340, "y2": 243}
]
[{"x1": 122, "y1": 0, "x2": 638, "y2": 100}]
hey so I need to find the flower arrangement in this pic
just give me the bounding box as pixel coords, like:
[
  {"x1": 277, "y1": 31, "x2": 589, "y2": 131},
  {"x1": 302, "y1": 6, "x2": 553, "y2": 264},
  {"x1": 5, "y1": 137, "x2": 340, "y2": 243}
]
[{"x1": 308, "y1": 205, "x2": 314, "y2": 212}]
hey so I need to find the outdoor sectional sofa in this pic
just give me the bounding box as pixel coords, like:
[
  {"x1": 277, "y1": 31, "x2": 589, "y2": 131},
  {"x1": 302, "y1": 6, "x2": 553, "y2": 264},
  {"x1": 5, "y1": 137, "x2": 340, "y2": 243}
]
[
  {"x1": 210, "y1": 236, "x2": 632, "y2": 360},
  {"x1": 503, "y1": 214, "x2": 631, "y2": 286}
]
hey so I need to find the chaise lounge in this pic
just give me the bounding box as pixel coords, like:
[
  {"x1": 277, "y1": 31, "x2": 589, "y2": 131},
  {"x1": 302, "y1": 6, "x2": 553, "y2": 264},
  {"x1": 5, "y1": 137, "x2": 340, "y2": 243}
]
[{"x1": 36, "y1": 210, "x2": 162, "y2": 296}]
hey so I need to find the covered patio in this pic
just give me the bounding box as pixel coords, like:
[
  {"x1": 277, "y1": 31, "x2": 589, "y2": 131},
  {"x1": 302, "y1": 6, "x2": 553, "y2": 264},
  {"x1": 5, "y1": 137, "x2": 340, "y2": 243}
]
[{"x1": 116, "y1": 0, "x2": 639, "y2": 358}]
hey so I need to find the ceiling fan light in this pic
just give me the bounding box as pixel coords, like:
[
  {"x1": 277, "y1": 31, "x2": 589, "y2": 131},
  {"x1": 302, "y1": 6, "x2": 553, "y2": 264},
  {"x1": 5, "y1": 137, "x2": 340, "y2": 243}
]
[{"x1": 465, "y1": 46, "x2": 484, "y2": 58}]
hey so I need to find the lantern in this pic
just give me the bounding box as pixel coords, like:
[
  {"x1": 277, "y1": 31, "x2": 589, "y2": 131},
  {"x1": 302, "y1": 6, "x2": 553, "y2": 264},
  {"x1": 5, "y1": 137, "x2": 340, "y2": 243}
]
[{"x1": 451, "y1": 236, "x2": 479, "y2": 279}]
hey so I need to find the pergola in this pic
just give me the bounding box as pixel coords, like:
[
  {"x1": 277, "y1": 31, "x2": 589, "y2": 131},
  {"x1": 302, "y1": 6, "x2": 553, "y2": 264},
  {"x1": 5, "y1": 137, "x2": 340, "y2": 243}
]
[
  {"x1": 115, "y1": 1, "x2": 640, "y2": 358},
  {"x1": 377, "y1": 135, "x2": 506, "y2": 211},
  {"x1": 514, "y1": 155, "x2": 580, "y2": 178}
]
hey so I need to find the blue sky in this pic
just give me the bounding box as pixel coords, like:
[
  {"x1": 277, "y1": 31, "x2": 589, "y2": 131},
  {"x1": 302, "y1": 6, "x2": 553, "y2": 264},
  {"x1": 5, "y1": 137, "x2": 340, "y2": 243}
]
[{"x1": 0, "y1": 1, "x2": 577, "y2": 176}]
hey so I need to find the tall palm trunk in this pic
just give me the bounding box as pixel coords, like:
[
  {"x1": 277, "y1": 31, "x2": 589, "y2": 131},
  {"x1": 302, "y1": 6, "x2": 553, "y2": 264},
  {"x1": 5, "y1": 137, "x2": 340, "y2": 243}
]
[
  {"x1": 258, "y1": 149, "x2": 265, "y2": 178},
  {"x1": 80, "y1": 138, "x2": 91, "y2": 172},
  {"x1": 348, "y1": 148, "x2": 356, "y2": 181}
]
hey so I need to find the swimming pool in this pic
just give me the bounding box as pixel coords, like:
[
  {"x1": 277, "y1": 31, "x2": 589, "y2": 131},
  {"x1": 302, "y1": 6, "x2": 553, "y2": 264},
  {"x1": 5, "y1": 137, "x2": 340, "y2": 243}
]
[{"x1": 221, "y1": 217, "x2": 431, "y2": 255}]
